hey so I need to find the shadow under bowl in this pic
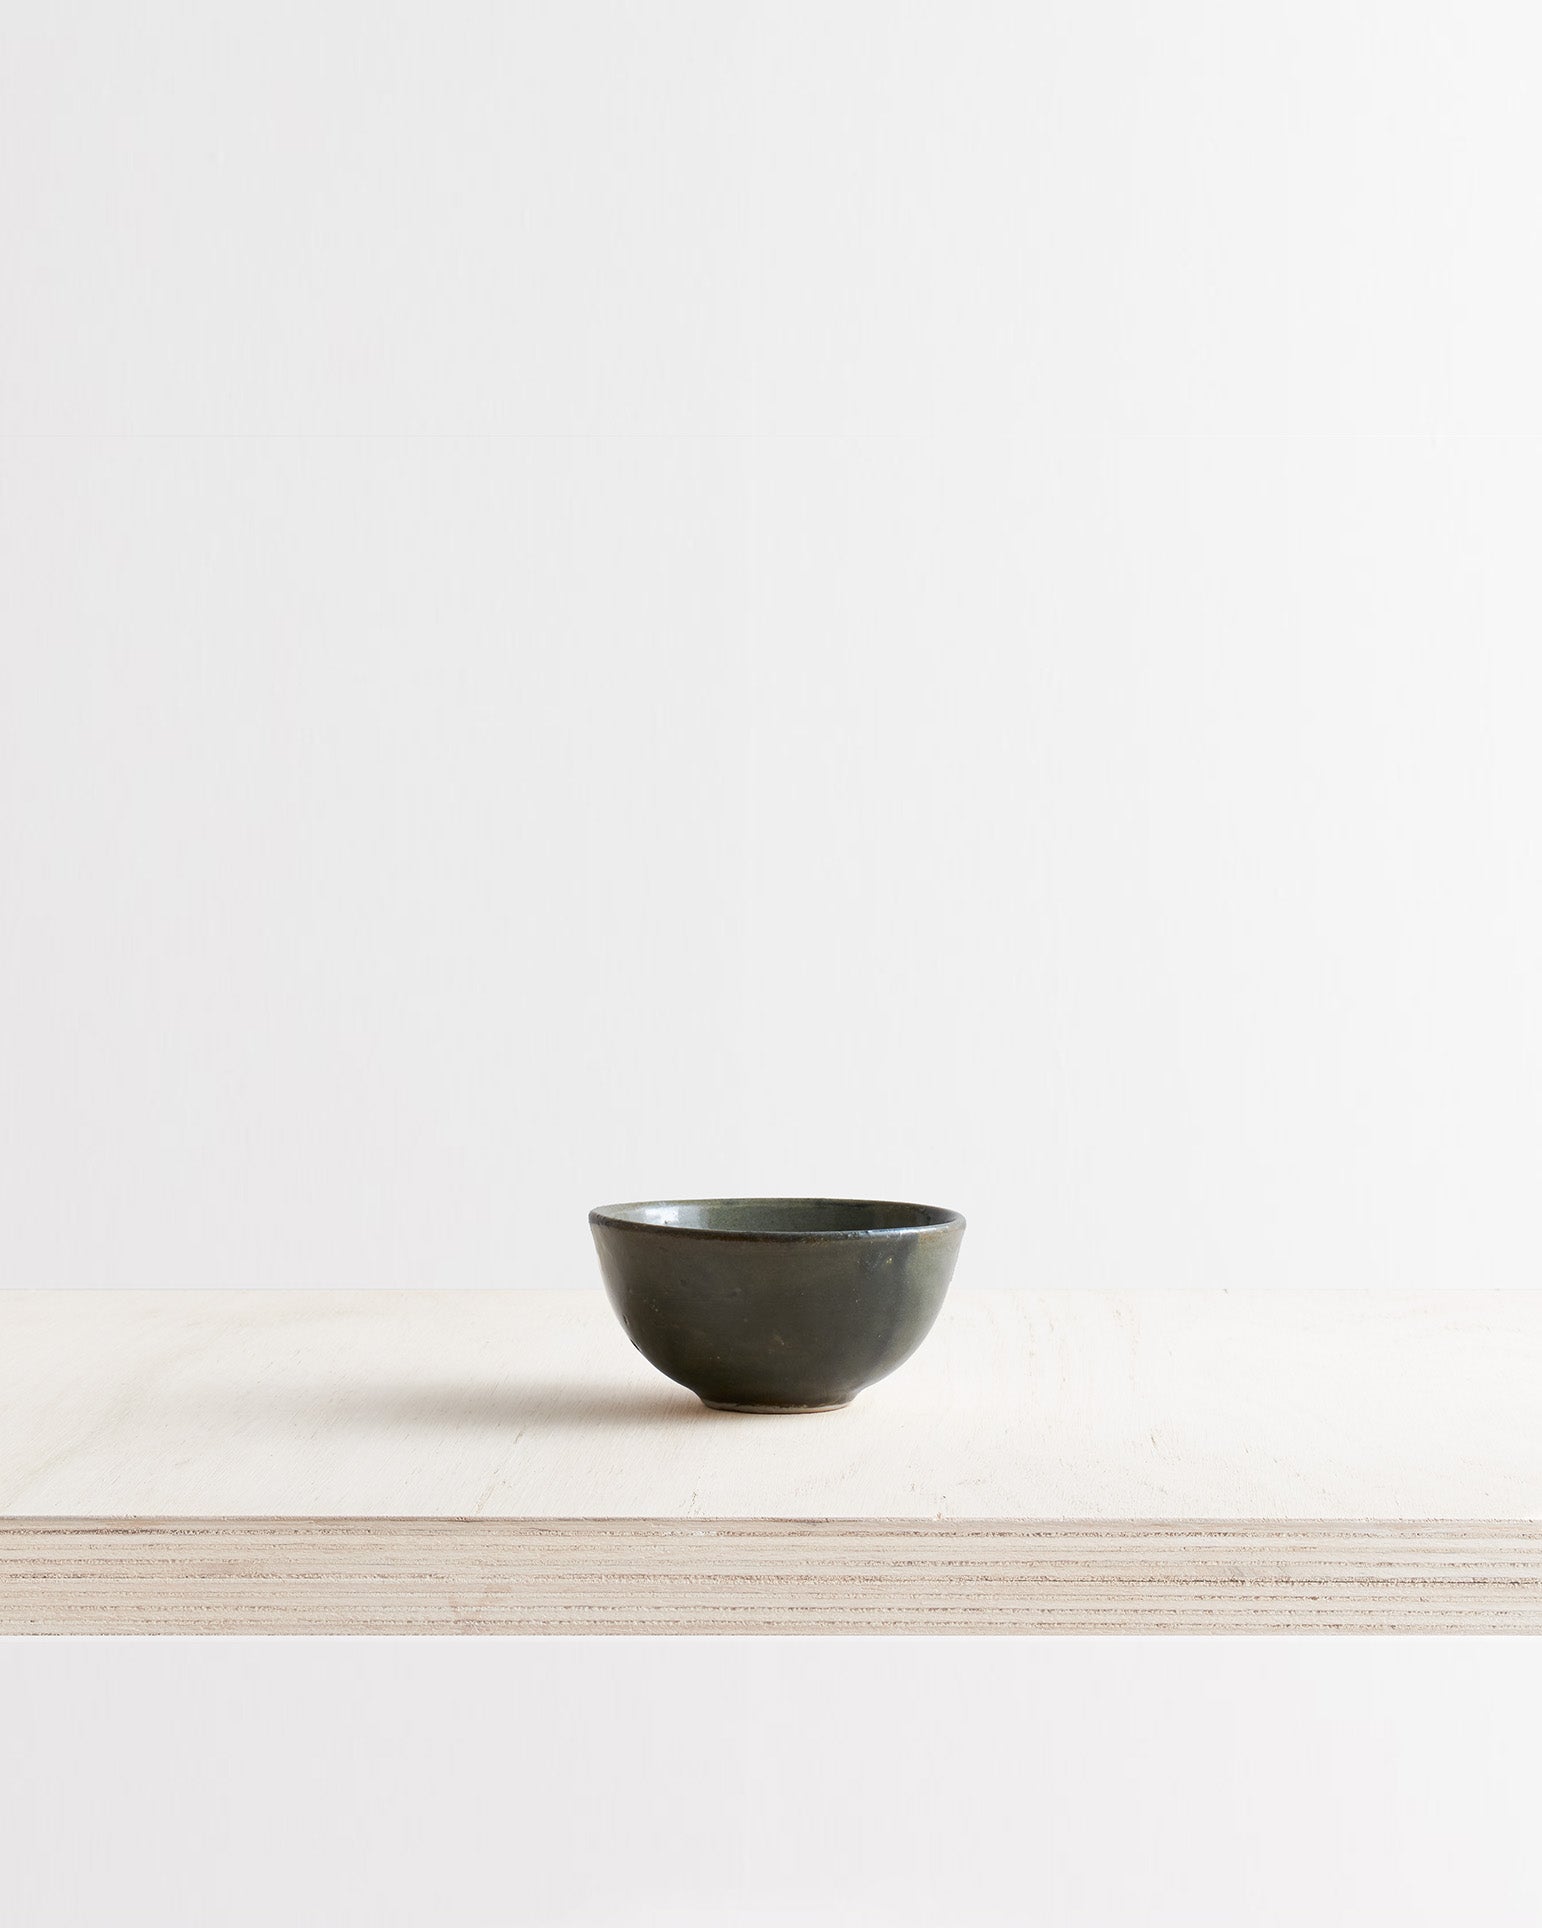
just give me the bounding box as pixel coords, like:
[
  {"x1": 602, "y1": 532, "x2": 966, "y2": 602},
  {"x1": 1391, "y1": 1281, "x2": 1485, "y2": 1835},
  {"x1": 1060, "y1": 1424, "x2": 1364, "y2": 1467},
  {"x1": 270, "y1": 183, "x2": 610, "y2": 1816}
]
[{"x1": 589, "y1": 1197, "x2": 966, "y2": 1413}]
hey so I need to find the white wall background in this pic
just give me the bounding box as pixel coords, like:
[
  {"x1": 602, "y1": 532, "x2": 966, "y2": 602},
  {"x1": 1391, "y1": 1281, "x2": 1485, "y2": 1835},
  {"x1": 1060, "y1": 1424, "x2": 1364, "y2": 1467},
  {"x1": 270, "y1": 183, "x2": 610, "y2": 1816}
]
[
  {"x1": 5, "y1": 1, "x2": 1542, "y2": 1292},
  {"x1": 5, "y1": 1635, "x2": 1542, "y2": 1927}
]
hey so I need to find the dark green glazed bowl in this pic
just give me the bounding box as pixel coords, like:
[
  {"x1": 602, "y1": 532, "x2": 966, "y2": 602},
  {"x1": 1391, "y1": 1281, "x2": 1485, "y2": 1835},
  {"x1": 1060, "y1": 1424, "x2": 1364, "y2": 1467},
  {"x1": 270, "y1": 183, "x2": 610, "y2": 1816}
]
[{"x1": 589, "y1": 1198, "x2": 965, "y2": 1413}]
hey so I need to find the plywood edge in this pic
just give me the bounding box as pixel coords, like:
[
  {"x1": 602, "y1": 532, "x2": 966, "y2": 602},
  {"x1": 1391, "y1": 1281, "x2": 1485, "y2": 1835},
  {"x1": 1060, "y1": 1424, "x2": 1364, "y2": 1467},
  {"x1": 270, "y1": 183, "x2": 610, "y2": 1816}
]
[{"x1": 4, "y1": 1518, "x2": 1541, "y2": 1634}]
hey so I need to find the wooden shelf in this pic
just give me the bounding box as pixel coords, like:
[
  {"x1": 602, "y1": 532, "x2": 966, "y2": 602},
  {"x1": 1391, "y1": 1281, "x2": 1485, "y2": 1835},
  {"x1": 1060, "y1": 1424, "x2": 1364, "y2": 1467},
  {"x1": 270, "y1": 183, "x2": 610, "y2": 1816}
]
[{"x1": 3, "y1": 1289, "x2": 1539, "y2": 1633}]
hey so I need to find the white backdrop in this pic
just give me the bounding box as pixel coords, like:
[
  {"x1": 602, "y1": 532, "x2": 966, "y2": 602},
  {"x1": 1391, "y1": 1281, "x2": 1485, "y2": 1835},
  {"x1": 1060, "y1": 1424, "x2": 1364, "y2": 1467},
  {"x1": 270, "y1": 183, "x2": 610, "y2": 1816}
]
[
  {"x1": 6, "y1": 1, "x2": 1542, "y2": 1294},
  {"x1": 4, "y1": 1635, "x2": 1542, "y2": 1927}
]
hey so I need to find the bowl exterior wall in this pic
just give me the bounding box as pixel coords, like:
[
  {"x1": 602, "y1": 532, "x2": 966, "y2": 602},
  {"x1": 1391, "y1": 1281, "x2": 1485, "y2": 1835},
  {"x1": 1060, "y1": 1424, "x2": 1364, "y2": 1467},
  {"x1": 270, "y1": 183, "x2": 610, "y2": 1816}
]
[{"x1": 590, "y1": 1218, "x2": 963, "y2": 1409}]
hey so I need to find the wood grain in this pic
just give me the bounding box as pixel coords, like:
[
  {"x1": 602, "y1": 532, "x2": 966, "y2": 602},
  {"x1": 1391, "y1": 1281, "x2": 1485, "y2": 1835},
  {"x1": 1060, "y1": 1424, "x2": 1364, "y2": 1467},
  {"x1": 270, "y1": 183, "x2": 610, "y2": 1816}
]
[
  {"x1": 5, "y1": 1520, "x2": 1540, "y2": 1634},
  {"x1": 3, "y1": 1290, "x2": 1540, "y2": 1632}
]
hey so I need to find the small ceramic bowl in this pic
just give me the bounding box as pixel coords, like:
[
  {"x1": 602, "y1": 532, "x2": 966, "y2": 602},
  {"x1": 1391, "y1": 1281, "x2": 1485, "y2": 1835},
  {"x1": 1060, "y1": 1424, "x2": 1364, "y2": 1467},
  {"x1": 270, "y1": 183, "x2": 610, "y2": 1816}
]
[{"x1": 589, "y1": 1197, "x2": 965, "y2": 1412}]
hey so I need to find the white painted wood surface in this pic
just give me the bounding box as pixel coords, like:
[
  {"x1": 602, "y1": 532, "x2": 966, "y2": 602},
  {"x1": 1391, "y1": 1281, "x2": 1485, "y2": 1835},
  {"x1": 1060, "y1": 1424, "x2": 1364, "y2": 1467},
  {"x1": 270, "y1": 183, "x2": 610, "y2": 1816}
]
[
  {"x1": 5, "y1": 1287, "x2": 1540, "y2": 1519},
  {"x1": 2, "y1": 1289, "x2": 1539, "y2": 1632}
]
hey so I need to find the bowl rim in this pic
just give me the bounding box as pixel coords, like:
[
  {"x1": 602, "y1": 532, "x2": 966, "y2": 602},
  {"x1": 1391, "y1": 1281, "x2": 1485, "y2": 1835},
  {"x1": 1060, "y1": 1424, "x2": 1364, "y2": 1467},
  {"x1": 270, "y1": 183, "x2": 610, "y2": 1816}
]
[{"x1": 588, "y1": 1197, "x2": 966, "y2": 1242}]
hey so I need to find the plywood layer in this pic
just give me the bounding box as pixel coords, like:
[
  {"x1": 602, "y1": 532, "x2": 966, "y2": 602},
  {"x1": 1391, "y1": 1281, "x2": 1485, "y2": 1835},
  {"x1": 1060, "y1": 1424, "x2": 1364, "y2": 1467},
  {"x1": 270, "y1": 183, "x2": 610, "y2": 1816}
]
[{"x1": 5, "y1": 1520, "x2": 1540, "y2": 1635}]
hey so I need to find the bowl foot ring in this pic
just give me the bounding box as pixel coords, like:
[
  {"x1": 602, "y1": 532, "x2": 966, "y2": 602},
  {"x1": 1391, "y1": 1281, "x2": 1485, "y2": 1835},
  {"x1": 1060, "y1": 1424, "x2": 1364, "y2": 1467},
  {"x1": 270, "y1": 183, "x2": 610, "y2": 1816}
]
[{"x1": 699, "y1": 1397, "x2": 855, "y2": 1415}]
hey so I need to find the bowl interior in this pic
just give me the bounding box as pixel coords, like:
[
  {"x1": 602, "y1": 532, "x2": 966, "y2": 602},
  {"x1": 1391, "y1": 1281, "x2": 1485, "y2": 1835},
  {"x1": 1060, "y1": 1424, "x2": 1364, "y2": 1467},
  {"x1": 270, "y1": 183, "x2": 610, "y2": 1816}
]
[{"x1": 591, "y1": 1197, "x2": 961, "y2": 1238}]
